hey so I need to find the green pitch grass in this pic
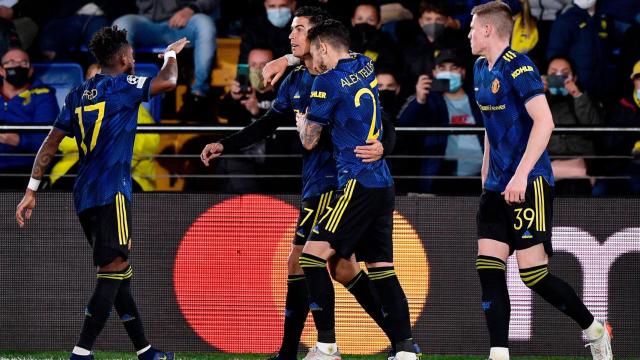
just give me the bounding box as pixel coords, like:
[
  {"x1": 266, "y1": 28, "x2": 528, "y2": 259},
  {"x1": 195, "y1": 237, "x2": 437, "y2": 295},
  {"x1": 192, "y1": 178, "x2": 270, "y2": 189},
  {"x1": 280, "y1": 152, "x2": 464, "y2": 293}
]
[{"x1": 0, "y1": 353, "x2": 612, "y2": 360}]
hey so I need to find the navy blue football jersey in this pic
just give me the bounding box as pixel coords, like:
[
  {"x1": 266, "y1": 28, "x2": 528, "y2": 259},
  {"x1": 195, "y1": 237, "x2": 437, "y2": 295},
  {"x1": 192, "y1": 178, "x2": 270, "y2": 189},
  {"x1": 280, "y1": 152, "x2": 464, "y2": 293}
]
[
  {"x1": 306, "y1": 53, "x2": 393, "y2": 189},
  {"x1": 271, "y1": 65, "x2": 337, "y2": 200},
  {"x1": 474, "y1": 47, "x2": 554, "y2": 192},
  {"x1": 53, "y1": 73, "x2": 151, "y2": 213}
]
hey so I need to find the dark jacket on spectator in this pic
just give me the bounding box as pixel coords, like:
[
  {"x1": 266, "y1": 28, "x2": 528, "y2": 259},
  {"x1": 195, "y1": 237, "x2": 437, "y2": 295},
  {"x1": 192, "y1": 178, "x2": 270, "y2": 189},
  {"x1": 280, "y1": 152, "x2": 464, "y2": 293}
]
[
  {"x1": 546, "y1": 93, "x2": 602, "y2": 156},
  {"x1": 349, "y1": 25, "x2": 400, "y2": 72},
  {"x1": 136, "y1": 0, "x2": 219, "y2": 21},
  {"x1": 12, "y1": 0, "x2": 137, "y2": 25},
  {"x1": 239, "y1": 14, "x2": 291, "y2": 63},
  {"x1": 218, "y1": 90, "x2": 276, "y2": 126},
  {"x1": 397, "y1": 88, "x2": 483, "y2": 190},
  {"x1": 604, "y1": 95, "x2": 640, "y2": 159},
  {"x1": 0, "y1": 81, "x2": 59, "y2": 170},
  {"x1": 547, "y1": 5, "x2": 616, "y2": 101}
]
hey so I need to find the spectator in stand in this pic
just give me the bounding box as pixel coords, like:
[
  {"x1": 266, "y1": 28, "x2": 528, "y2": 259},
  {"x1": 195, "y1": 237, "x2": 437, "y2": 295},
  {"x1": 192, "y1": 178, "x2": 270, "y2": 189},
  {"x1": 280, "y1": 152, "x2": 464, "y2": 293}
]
[
  {"x1": 547, "y1": 0, "x2": 618, "y2": 102},
  {"x1": 0, "y1": 48, "x2": 59, "y2": 188},
  {"x1": 377, "y1": 68, "x2": 403, "y2": 121},
  {"x1": 397, "y1": 49, "x2": 483, "y2": 194},
  {"x1": 0, "y1": 0, "x2": 52, "y2": 50},
  {"x1": 113, "y1": 0, "x2": 218, "y2": 119},
  {"x1": 45, "y1": 63, "x2": 160, "y2": 191},
  {"x1": 542, "y1": 56, "x2": 603, "y2": 195},
  {"x1": 597, "y1": 60, "x2": 640, "y2": 196},
  {"x1": 399, "y1": 0, "x2": 470, "y2": 94},
  {"x1": 239, "y1": 0, "x2": 296, "y2": 63},
  {"x1": 618, "y1": 16, "x2": 640, "y2": 101},
  {"x1": 349, "y1": 1, "x2": 399, "y2": 71},
  {"x1": 37, "y1": 0, "x2": 137, "y2": 62}
]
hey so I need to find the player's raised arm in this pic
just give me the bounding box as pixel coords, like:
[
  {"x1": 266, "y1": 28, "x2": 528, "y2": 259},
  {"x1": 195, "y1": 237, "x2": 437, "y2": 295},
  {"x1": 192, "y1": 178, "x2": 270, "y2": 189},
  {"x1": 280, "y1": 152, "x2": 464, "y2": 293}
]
[
  {"x1": 16, "y1": 127, "x2": 66, "y2": 227},
  {"x1": 150, "y1": 38, "x2": 190, "y2": 96}
]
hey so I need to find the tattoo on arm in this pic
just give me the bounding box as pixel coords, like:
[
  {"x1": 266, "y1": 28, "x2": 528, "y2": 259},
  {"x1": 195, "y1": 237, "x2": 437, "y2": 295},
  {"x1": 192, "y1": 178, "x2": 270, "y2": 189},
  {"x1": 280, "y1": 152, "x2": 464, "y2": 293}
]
[
  {"x1": 299, "y1": 120, "x2": 323, "y2": 150},
  {"x1": 31, "y1": 128, "x2": 66, "y2": 180}
]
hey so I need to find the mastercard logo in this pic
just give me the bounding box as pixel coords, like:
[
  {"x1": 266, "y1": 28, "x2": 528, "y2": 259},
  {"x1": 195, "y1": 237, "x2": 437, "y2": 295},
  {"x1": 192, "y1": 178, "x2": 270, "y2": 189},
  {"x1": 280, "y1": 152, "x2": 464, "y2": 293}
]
[{"x1": 174, "y1": 194, "x2": 429, "y2": 354}]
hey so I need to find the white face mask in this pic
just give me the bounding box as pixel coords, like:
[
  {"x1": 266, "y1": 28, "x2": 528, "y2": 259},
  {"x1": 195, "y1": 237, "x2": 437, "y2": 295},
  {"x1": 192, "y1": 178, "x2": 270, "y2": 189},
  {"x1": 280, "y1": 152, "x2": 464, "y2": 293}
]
[{"x1": 574, "y1": 0, "x2": 596, "y2": 10}]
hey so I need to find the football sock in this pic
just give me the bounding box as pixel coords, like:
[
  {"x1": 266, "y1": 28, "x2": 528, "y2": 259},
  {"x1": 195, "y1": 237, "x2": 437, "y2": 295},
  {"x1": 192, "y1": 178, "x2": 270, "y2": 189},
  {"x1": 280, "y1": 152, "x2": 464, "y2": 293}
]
[
  {"x1": 345, "y1": 270, "x2": 394, "y2": 346},
  {"x1": 520, "y1": 265, "x2": 594, "y2": 329},
  {"x1": 278, "y1": 274, "x2": 309, "y2": 358},
  {"x1": 113, "y1": 266, "x2": 150, "y2": 351},
  {"x1": 76, "y1": 268, "x2": 127, "y2": 350},
  {"x1": 299, "y1": 253, "x2": 335, "y2": 343},
  {"x1": 368, "y1": 266, "x2": 413, "y2": 353},
  {"x1": 584, "y1": 319, "x2": 605, "y2": 341},
  {"x1": 476, "y1": 256, "x2": 510, "y2": 348}
]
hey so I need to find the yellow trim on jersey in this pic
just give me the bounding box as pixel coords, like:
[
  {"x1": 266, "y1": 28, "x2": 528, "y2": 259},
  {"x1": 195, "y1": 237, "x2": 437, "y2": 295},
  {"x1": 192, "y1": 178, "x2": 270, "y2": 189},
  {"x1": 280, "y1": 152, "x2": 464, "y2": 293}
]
[
  {"x1": 534, "y1": 177, "x2": 545, "y2": 232},
  {"x1": 369, "y1": 78, "x2": 378, "y2": 89},
  {"x1": 97, "y1": 266, "x2": 133, "y2": 280},
  {"x1": 312, "y1": 191, "x2": 333, "y2": 228},
  {"x1": 502, "y1": 50, "x2": 517, "y2": 62},
  {"x1": 327, "y1": 180, "x2": 356, "y2": 233}
]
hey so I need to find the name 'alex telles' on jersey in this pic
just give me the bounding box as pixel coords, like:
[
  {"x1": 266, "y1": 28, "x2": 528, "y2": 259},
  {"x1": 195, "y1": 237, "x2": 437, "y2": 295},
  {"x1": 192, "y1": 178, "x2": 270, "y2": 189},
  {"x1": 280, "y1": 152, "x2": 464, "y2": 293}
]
[{"x1": 306, "y1": 53, "x2": 393, "y2": 189}]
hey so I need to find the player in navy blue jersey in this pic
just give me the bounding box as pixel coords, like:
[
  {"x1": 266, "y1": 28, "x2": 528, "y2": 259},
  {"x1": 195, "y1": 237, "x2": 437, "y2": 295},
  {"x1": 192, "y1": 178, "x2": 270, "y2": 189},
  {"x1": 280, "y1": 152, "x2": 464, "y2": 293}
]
[
  {"x1": 16, "y1": 26, "x2": 187, "y2": 360},
  {"x1": 469, "y1": 2, "x2": 612, "y2": 360},
  {"x1": 200, "y1": 7, "x2": 396, "y2": 360},
  {"x1": 294, "y1": 20, "x2": 416, "y2": 360}
]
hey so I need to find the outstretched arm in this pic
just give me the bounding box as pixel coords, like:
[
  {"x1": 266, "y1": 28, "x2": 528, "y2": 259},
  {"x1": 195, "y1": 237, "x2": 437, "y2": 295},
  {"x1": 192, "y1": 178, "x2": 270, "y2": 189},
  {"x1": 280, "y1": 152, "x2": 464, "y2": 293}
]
[
  {"x1": 150, "y1": 38, "x2": 190, "y2": 96},
  {"x1": 16, "y1": 127, "x2": 66, "y2": 227}
]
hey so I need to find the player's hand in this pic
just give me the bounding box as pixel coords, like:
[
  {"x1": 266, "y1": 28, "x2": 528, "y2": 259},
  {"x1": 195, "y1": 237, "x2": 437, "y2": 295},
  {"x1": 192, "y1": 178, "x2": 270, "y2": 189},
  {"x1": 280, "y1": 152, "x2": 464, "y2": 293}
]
[
  {"x1": 168, "y1": 7, "x2": 194, "y2": 28},
  {"x1": 355, "y1": 139, "x2": 384, "y2": 163},
  {"x1": 501, "y1": 173, "x2": 527, "y2": 205},
  {"x1": 295, "y1": 111, "x2": 307, "y2": 132},
  {"x1": 201, "y1": 142, "x2": 224, "y2": 166},
  {"x1": 263, "y1": 57, "x2": 288, "y2": 87},
  {"x1": 564, "y1": 76, "x2": 582, "y2": 98},
  {"x1": 16, "y1": 190, "x2": 36, "y2": 228},
  {"x1": 415, "y1": 75, "x2": 432, "y2": 104},
  {"x1": 159, "y1": 37, "x2": 190, "y2": 59},
  {"x1": 240, "y1": 88, "x2": 260, "y2": 116},
  {"x1": 0, "y1": 133, "x2": 19, "y2": 146}
]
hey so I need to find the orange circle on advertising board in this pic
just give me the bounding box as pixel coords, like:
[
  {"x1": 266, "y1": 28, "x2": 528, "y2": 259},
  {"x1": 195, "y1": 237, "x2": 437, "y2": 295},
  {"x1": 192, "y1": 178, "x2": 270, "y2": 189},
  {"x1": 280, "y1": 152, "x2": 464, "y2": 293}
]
[{"x1": 174, "y1": 195, "x2": 429, "y2": 354}]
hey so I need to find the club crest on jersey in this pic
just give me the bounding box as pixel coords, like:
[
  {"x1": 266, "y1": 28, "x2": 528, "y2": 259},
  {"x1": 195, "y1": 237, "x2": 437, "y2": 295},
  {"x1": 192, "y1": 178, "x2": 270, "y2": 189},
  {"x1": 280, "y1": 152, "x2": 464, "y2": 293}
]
[
  {"x1": 82, "y1": 89, "x2": 98, "y2": 100},
  {"x1": 127, "y1": 75, "x2": 140, "y2": 84},
  {"x1": 491, "y1": 78, "x2": 500, "y2": 94}
]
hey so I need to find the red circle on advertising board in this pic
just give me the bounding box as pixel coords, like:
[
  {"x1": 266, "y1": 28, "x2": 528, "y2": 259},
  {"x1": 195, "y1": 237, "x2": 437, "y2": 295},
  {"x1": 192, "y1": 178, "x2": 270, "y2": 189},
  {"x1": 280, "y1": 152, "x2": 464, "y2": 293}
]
[{"x1": 173, "y1": 195, "x2": 298, "y2": 353}]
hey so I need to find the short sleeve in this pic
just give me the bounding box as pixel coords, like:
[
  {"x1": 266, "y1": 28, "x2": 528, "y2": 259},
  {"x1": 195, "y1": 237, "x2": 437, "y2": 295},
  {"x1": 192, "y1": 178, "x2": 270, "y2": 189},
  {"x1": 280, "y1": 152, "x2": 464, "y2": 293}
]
[
  {"x1": 53, "y1": 97, "x2": 73, "y2": 134},
  {"x1": 306, "y1": 74, "x2": 337, "y2": 126},
  {"x1": 508, "y1": 54, "x2": 544, "y2": 103},
  {"x1": 271, "y1": 72, "x2": 293, "y2": 114},
  {"x1": 115, "y1": 74, "x2": 152, "y2": 105}
]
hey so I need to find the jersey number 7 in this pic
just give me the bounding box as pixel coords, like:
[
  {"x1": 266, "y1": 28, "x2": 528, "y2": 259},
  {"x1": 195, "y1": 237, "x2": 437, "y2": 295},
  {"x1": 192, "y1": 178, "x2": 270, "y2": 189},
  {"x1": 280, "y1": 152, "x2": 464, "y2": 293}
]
[{"x1": 74, "y1": 101, "x2": 106, "y2": 155}]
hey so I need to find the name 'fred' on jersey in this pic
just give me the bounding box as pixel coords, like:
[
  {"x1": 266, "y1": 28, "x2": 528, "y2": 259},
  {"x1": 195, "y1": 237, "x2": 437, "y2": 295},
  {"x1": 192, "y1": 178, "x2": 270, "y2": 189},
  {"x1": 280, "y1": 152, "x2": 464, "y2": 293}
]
[
  {"x1": 53, "y1": 73, "x2": 151, "y2": 213},
  {"x1": 474, "y1": 47, "x2": 554, "y2": 192},
  {"x1": 306, "y1": 53, "x2": 393, "y2": 189}
]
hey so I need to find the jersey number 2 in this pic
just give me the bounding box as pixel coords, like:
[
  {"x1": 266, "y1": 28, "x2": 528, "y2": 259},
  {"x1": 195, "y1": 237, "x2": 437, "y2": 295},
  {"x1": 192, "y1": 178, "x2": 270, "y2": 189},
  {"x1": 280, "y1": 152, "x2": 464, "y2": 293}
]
[
  {"x1": 74, "y1": 101, "x2": 106, "y2": 155},
  {"x1": 354, "y1": 86, "x2": 380, "y2": 140}
]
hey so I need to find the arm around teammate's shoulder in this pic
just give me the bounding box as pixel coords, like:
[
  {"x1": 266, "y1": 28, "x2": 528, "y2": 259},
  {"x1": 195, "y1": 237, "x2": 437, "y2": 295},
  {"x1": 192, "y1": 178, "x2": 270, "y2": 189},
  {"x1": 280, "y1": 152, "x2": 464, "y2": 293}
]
[{"x1": 150, "y1": 38, "x2": 190, "y2": 96}]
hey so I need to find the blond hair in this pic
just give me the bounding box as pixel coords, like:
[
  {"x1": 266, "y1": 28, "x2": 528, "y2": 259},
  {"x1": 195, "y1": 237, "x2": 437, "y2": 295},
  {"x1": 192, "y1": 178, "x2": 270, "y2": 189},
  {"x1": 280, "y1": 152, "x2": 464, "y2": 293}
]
[{"x1": 471, "y1": 0, "x2": 514, "y2": 40}]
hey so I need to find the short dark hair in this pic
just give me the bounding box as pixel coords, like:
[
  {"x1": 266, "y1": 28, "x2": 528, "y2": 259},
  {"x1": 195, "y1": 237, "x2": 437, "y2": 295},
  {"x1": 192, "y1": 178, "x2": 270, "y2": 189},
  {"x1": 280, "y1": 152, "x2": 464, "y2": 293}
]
[
  {"x1": 419, "y1": 0, "x2": 450, "y2": 17},
  {"x1": 353, "y1": 1, "x2": 381, "y2": 24},
  {"x1": 471, "y1": 1, "x2": 513, "y2": 39},
  {"x1": 547, "y1": 56, "x2": 576, "y2": 74},
  {"x1": 307, "y1": 19, "x2": 350, "y2": 51},
  {"x1": 89, "y1": 26, "x2": 130, "y2": 68},
  {"x1": 294, "y1": 6, "x2": 331, "y2": 28}
]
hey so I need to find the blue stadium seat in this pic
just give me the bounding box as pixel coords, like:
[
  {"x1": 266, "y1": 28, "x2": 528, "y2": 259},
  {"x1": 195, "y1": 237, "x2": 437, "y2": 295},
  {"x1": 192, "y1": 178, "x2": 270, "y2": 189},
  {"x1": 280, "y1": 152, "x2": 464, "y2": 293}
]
[
  {"x1": 135, "y1": 63, "x2": 162, "y2": 122},
  {"x1": 32, "y1": 63, "x2": 83, "y2": 110}
]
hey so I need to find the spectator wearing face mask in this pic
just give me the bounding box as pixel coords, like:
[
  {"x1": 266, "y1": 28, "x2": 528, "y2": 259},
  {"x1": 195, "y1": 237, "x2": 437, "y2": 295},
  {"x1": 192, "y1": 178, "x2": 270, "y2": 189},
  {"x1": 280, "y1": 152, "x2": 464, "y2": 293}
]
[
  {"x1": 0, "y1": 47, "x2": 59, "y2": 189},
  {"x1": 349, "y1": 1, "x2": 399, "y2": 72},
  {"x1": 400, "y1": 0, "x2": 470, "y2": 95},
  {"x1": 239, "y1": 0, "x2": 296, "y2": 63},
  {"x1": 598, "y1": 60, "x2": 640, "y2": 196},
  {"x1": 376, "y1": 68, "x2": 403, "y2": 121},
  {"x1": 547, "y1": 0, "x2": 618, "y2": 102},
  {"x1": 397, "y1": 49, "x2": 483, "y2": 194},
  {"x1": 542, "y1": 56, "x2": 603, "y2": 195}
]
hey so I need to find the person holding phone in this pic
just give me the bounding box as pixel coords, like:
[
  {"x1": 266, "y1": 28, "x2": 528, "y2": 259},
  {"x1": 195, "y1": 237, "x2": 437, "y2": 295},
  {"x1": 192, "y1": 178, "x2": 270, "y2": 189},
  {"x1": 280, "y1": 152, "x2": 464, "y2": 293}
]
[
  {"x1": 397, "y1": 49, "x2": 484, "y2": 194},
  {"x1": 542, "y1": 56, "x2": 603, "y2": 195}
]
